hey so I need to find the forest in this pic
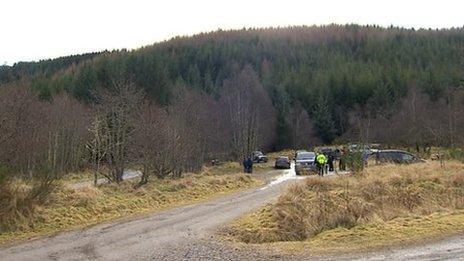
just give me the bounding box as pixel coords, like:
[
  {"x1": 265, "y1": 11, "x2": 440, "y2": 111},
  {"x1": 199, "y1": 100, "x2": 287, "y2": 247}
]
[{"x1": 1, "y1": 24, "x2": 464, "y2": 183}]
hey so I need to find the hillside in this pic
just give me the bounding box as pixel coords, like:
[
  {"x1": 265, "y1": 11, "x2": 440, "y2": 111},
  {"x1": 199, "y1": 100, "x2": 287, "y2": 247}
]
[
  {"x1": 1, "y1": 25, "x2": 463, "y2": 147},
  {"x1": 1, "y1": 25, "x2": 464, "y2": 256}
]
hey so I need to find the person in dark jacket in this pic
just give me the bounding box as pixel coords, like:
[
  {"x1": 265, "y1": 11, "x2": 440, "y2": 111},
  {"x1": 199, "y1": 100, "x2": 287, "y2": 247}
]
[
  {"x1": 328, "y1": 154, "x2": 334, "y2": 172},
  {"x1": 246, "y1": 157, "x2": 253, "y2": 173},
  {"x1": 242, "y1": 157, "x2": 248, "y2": 173}
]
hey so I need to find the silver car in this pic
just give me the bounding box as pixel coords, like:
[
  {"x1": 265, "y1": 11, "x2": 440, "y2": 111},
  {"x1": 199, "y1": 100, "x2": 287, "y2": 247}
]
[
  {"x1": 252, "y1": 150, "x2": 268, "y2": 163},
  {"x1": 295, "y1": 151, "x2": 316, "y2": 175}
]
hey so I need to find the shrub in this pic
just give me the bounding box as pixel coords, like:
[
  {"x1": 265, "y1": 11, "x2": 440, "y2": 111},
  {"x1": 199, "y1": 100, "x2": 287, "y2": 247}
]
[
  {"x1": 0, "y1": 169, "x2": 57, "y2": 232},
  {"x1": 345, "y1": 151, "x2": 365, "y2": 173},
  {"x1": 449, "y1": 148, "x2": 464, "y2": 161}
]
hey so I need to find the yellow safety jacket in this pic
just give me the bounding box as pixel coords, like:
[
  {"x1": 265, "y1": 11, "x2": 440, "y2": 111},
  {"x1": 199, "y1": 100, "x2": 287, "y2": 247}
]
[{"x1": 316, "y1": 154, "x2": 327, "y2": 164}]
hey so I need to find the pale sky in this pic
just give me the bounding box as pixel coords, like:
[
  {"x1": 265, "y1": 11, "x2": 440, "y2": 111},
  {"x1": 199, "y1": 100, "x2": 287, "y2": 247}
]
[{"x1": 1, "y1": 0, "x2": 463, "y2": 65}]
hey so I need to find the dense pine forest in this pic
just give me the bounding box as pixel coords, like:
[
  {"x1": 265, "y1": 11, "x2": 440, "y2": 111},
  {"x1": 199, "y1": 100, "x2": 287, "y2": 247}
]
[{"x1": 1, "y1": 25, "x2": 464, "y2": 180}]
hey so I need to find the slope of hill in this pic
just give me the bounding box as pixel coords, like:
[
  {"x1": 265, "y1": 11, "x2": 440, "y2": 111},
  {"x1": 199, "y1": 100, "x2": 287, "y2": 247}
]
[{"x1": 1, "y1": 24, "x2": 463, "y2": 146}]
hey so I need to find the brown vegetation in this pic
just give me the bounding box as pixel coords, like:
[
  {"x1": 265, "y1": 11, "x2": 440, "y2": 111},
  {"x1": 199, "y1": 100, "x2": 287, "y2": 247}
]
[
  {"x1": 224, "y1": 161, "x2": 464, "y2": 244},
  {"x1": 0, "y1": 174, "x2": 57, "y2": 232},
  {"x1": 0, "y1": 65, "x2": 279, "y2": 240},
  {"x1": 344, "y1": 86, "x2": 464, "y2": 149},
  {"x1": 0, "y1": 170, "x2": 261, "y2": 245}
]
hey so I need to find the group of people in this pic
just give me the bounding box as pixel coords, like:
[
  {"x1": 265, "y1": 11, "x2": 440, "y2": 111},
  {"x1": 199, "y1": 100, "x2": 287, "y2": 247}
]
[
  {"x1": 241, "y1": 147, "x2": 352, "y2": 176},
  {"x1": 242, "y1": 156, "x2": 254, "y2": 173},
  {"x1": 315, "y1": 147, "x2": 349, "y2": 176}
]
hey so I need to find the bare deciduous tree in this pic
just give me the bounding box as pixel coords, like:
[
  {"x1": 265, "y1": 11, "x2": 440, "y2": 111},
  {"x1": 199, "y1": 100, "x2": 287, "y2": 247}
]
[
  {"x1": 290, "y1": 102, "x2": 319, "y2": 148},
  {"x1": 220, "y1": 65, "x2": 276, "y2": 159},
  {"x1": 46, "y1": 93, "x2": 90, "y2": 175},
  {"x1": 0, "y1": 83, "x2": 49, "y2": 177},
  {"x1": 90, "y1": 81, "x2": 143, "y2": 183},
  {"x1": 132, "y1": 102, "x2": 173, "y2": 184}
]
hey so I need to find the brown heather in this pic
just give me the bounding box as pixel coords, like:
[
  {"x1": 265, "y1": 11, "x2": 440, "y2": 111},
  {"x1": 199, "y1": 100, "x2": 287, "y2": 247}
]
[{"x1": 226, "y1": 161, "x2": 464, "y2": 243}]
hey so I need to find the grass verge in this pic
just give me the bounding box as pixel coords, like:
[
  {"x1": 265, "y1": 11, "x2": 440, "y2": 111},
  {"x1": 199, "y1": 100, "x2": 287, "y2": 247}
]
[
  {"x1": 222, "y1": 161, "x2": 464, "y2": 254},
  {"x1": 0, "y1": 171, "x2": 262, "y2": 246},
  {"x1": 265, "y1": 211, "x2": 464, "y2": 254}
]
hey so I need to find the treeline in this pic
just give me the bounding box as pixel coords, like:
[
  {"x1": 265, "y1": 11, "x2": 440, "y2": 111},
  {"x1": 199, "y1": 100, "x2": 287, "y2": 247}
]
[
  {"x1": 0, "y1": 52, "x2": 102, "y2": 84},
  {"x1": 1, "y1": 66, "x2": 281, "y2": 229},
  {"x1": 1, "y1": 24, "x2": 464, "y2": 150},
  {"x1": 0, "y1": 65, "x2": 278, "y2": 183}
]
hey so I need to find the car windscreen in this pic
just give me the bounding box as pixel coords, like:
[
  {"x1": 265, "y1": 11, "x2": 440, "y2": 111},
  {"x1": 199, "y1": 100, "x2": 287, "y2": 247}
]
[
  {"x1": 297, "y1": 153, "x2": 315, "y2": 160},
  {"x1": 401, "y1": 153, "x2": 414, "y2": 161}
]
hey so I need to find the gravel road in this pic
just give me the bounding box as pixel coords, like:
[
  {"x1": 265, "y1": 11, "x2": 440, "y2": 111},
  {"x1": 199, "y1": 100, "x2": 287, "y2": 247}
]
[
  {"x1": 0, "y1": 166, "x2": 302, "y2": 261},
  {"x1": 1, "y1": 165, "x2": 463, "y2": 260}
]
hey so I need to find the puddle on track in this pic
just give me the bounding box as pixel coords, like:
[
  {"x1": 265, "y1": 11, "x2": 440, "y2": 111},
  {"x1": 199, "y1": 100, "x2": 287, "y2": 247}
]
[
  {"x1": 258, "y1": 164, "x2": 349, "y2": 191},
  {"x1": 259, "y1": 164, "x2": 305, "y2": 190}
]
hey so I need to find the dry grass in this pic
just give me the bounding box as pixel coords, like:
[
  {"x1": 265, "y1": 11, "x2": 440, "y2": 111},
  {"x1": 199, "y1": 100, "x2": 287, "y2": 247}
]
[
  {"x1": 263, "y1": 210, "x2": 464, "y2": 254},
  {"x1": 207, "y1": 160, "x2": 274, "y2": 175},
  {"x1": 62, "y1": 170, "x2": 99, "y2": 182},
  {"x1": 0, "y1": 172, "x2": 261, "y2": 245},
  {"x1": 0, "y1": 180, "x2": 39, "y2": 232},
  {"x1": 267, "y1": 150, "x2": 295, "y2": 159},
  {"x1": 224, "y1": 161, "x2": 464, "y2": 250},
  {"x1": 0, "y1": 178, "x2": 57, "y2": 233}
]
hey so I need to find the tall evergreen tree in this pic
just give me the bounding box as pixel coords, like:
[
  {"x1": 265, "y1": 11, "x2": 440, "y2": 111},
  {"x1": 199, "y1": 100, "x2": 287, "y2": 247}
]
[{"x1": 313, "y1": 95, "x2": 336, "y2": 143}]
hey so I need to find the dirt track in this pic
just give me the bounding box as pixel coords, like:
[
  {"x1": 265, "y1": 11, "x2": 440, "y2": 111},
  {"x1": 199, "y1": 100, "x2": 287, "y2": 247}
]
[
  {"x1": 1, "y1": 166, "x2": 464, "y2": 260},
  {"x1": 0, "y1": 167, "x2": 301, "y2": 261}
]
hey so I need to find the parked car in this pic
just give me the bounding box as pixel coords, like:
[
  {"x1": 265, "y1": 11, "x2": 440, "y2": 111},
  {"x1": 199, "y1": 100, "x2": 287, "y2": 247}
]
[
  {"x1": 275, "y1": 156, "x2": 291, "y2": 169},
  {"x1": 252, "y1": 151, "x2": 268, "y2": 163},
  {"x1": 294, "y1": 150, "x2": 308, "y2": 160},
  {"x1": 295, "y1": 151, "x2": 316, "y2": 175},
  {"x1": 348, "y1": 143, "x2": 381, "y2": 155},
  {"x1": 375, "y1": 150, "x2": 425, "y2": 164}
]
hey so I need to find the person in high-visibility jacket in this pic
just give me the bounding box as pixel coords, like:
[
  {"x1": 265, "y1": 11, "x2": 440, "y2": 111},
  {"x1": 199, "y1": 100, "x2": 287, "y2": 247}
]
[{"x1": 316, "y1": 153, "x2": 328, "y2": 176}]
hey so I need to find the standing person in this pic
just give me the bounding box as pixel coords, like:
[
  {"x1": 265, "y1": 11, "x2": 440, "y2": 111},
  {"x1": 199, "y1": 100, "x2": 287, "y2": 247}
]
[
  {"x1": 328, "y1": 153, "x2": 334, "y2": 172},
  {"x1": 246, "y1": 156, "x2": 253, "y2": 173},
  {"x1": 316, "y1": 153, "x2": 327, "y2": 177},
  {"x1": 363, "y1": 151, "x2": 369, "y2": 167},
  {"x1": 339, "y1": 147, "x2": 347, "y2": 171},
  {"x1": 375, "y1": 151, "x2": 380, "y2": 165},
  {"x1": 242, "y1": 157, "x2": 248, "y2": 173}
]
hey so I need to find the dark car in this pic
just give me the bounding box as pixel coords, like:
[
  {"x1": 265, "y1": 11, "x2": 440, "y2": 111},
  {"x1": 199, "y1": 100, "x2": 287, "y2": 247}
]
[
  {"x1": 275, "y1": 156, "x2": 291, "y2": 169},
  {"x1": 375, "y1": 150, "x2": 424, "y2": 164},
  {"x1": 295, "y1": 151, "x2": 316, "y2": 175},
  {"x1": 252, "y1": 151, "x2": 268, "y2": 163}
]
